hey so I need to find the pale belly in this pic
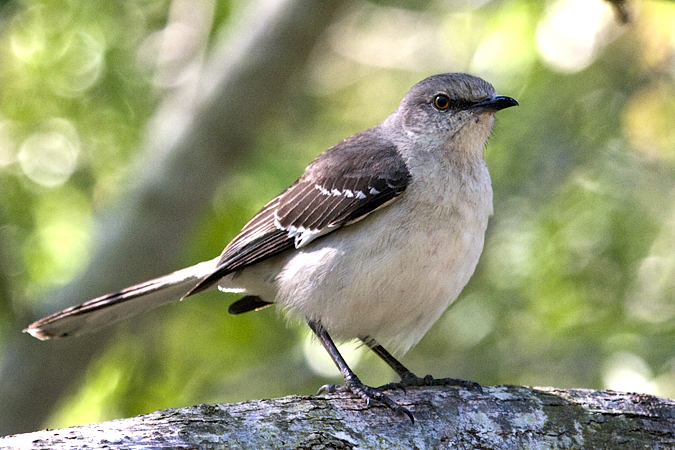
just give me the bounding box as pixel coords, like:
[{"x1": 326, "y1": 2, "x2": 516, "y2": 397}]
[
  {"x1": 268, "y1": 196, "x2": 489, "y2": 355},
  {"x1": 222, "y1": 162, "x2": 493, "y2": 355}
]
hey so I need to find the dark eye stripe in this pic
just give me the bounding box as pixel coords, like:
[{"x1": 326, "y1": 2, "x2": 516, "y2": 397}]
[{"x1": 432, "y1": 94, "x2": 478, "y2": 111}]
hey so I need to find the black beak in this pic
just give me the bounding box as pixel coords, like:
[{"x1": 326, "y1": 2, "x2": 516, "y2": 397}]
[{"x1": 470, "y1": 95, "x2": 519, "y2": 112}]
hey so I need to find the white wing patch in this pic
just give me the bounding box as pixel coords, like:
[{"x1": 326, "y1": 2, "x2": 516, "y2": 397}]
[
  {"x1": 315, "y1": 183, "x2": 367, "y2": 200},
  {"x1": 272, "y1": 183, "x2": 384, "y2": 249},
  {"x1": 284, "y1": 224, "x2": 330, "y2": 248}
]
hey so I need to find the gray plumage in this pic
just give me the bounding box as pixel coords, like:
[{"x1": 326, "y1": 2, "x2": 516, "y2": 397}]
[{"x1": 25, "y1": 73, "x2": 517, "y2": 419}]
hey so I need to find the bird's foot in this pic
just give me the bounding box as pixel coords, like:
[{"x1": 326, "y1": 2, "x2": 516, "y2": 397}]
[
  {"x1": 379, "y1": 373, "x2": 483, "y2": 394},
  {"x1": 318, "y1": 379, "x2": 414, "y2": 423}
]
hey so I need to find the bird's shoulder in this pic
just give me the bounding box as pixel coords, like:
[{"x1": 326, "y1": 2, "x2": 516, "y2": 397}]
[{"x1": 301, "y1": 127, "x2": 410, "y2": 182}]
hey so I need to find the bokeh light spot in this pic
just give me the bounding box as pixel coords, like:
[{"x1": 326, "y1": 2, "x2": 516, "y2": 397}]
[
  {"x1": 302, "y1": 332, "x2": 365, "y2": 378},
  {"x1": 603, "y1": 351, "x2": 659, "y2": 395},
  {"x1": 18, "y1": 118, "x2": 80, "y2": 187},
  {"x1": 9, "y1": 5, "x2": 47, "y2": 63},
  {"x1": 48, "y1": 30, "x2": 106, "y2": 97},
  {"x1": 535, "y1": 0, "x2": 616, "y2": 73}
]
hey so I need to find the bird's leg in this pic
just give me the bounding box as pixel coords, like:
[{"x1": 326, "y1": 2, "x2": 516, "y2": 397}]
[
  {"x1": 361, "y1": 338, "x2": 483, "y2": 394},
  {"x1": 307, "y1": 320, "x2": 414, "y2": 423}
]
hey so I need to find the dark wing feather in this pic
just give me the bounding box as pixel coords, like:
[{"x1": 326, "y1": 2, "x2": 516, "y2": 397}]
[{"x1": 186, "y1": 128, "x2": 410, "y2": 297}]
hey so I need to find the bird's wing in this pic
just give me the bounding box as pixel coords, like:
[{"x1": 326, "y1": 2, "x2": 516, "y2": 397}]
[
  {"x1": 187, "y1": 129, "x2": 410, "y2": 296},
  {"x1": 24, "y1": 129, "x2": 410, "y2": 338}
]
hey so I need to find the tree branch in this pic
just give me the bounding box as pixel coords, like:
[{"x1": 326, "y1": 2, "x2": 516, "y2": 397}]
[{"x1": 2, "y1": 386, "x2": 674, "y2": 448}]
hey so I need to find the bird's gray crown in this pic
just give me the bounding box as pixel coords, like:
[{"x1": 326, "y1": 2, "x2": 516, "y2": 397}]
[{"x1": 399, "y1": 73, "x2": 496, "y2": 111}]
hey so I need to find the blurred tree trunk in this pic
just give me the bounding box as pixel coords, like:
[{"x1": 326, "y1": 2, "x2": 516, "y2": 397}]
[
  {"x1": 2, "y1": 386, "x2": 674, "y2": 448},
  {"x1": 0, "y1": 0, "x2": 345, "y2": 435}
]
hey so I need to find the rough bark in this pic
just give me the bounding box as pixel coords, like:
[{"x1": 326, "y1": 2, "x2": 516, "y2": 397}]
[
  {"x1": 2, "y1": 386, "x2": 674, "y2": 449},
  {"x1": 0, "y1": 0, "x2": 345, "y2": 435}
]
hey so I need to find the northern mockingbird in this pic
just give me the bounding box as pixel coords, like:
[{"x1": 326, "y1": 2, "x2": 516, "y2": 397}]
[{"x1": 25, "y1": 73, "x2": 517, "y2": 421}]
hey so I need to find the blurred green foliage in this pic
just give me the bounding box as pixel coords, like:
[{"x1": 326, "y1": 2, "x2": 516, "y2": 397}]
[
  {"x1": 0, "y1": 0, "x2": 169, "y2": 298},
  {"x1": 1, "y1": 0, "x2": 675, "y2": 431}
]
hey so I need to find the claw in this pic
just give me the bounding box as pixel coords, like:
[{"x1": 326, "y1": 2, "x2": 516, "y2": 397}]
[
  {"x1": 317, "y1": 379, "x2": 415, "y2": 423},
  {"x1": 468, "y1": 381, "x2": 484, "y2": 394},
  {"x1": 308, "y1": 322, "x2": 416, "y2": 422},
  {"x1": 398, "y1": 405, "x2": 415, "y2": 424},
  {"x1": 345, "y1": 379, "x2": 415, "y2": 424}
]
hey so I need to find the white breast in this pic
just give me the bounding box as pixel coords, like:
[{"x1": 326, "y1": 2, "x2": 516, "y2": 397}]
[{"x1": 265, "y1": 154, "x2": 493, "y2": 355}]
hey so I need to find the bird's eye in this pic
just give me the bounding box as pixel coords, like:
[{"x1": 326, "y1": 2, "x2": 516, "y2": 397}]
[{"x1": 433, "y1": 94, "x2": 451, "y2": 111}]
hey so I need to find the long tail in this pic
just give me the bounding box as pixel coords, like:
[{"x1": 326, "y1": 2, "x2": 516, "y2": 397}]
[{"x1": 24, "y1": 257, "x2": 220, "y2": 340}]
